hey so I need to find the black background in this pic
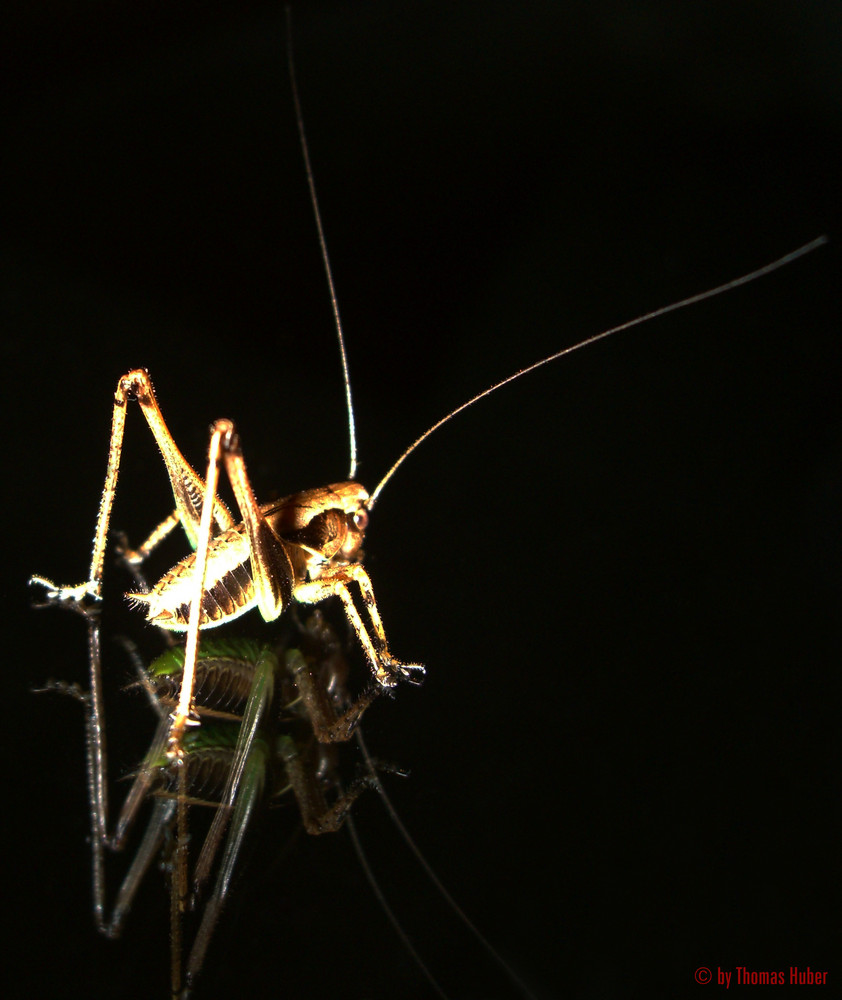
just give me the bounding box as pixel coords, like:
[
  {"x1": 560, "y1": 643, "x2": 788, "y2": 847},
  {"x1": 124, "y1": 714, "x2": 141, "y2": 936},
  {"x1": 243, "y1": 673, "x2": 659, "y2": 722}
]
[{"x1": 5, "y1": 3, "x2": 840, "y2": 999}]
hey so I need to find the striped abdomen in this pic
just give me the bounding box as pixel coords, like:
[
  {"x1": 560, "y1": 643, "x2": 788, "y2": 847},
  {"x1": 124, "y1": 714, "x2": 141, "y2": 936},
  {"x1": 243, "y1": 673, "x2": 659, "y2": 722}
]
[{"x1": 132, "y1": 526, "x2": 257, "y2": 630}]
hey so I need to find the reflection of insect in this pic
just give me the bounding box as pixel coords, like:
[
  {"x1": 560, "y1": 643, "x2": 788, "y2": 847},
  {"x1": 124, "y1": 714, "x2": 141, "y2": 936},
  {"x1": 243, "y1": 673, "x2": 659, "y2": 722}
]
[
  {"x1": 37, "y1": 610, "x2": 381, "y2": 997},
  {"x1": 29, "y1": 234, "x2": 821, "y2": 998},
  {"x1": 25, "y1": 12, "x2": 831, "y2": 1000},
  {"x1": 31, "y1": 364, "x2": 424, "y2": 751}
]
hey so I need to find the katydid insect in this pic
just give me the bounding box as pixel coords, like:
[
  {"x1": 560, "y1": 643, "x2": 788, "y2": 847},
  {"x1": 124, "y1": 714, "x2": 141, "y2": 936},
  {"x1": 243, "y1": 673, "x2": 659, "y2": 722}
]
[
  {"x1": 35, "y1": 609, "x2": 387, "y2": 998},
  {"x1": 28, "y1": 236, "x2": 824, "y2": 997},
  {"x1": 28, "y1": 241, "x2": 823, "y2": 751},
  {"x1": 20, "y1": 7, "x2": 836, "y2": 1000}
]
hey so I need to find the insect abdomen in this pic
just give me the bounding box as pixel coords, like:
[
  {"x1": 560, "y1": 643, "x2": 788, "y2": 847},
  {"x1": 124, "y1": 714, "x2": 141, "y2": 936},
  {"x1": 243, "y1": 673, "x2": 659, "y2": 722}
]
[
  {"x1": 148, "y1": 639, "x2": 272, "y2": 713},
  {"x1": 134, "y1": 527, "x2": 258, "y2": 630}
]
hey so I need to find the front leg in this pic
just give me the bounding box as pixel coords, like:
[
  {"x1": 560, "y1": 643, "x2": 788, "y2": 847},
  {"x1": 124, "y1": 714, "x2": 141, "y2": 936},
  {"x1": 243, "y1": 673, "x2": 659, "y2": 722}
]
[{"x1": 296, "y1": 565, "x2": 425, "y2": 687}]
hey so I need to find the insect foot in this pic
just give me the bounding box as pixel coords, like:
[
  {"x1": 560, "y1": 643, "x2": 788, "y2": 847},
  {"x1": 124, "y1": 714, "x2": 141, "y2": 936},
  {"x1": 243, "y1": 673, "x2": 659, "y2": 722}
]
[
  {"x1": 29, "y1": 576, "x2": 101, "y2": 618},
  {"x1": 32, "y1": 678, "x2": 90, "y2": 703},
  {"x1": 378, "y1": 657, "x2": 426, "y2": 688}
]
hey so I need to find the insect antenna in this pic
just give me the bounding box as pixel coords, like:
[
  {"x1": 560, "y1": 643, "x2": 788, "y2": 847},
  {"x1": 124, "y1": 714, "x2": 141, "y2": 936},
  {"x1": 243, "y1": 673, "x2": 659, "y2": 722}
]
[
  {"x1": 344, "y1": 813, "x2": 451, "y2": 1000},
  {"x1": 368, "y1": 235, "x2": 827, "y2": 508},
  {"x1": 286, "y1": 6, "x2": 358, "y2": 480},
  {"x1": 352, "y1": 729, "x2": 541, "y2": 1000}
]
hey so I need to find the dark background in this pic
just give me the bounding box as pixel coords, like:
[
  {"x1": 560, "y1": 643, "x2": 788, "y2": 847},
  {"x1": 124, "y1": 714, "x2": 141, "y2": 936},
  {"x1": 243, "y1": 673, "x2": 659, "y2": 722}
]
[{"x1": 5, "y1": 3, "x2": 840, "y2": 999}]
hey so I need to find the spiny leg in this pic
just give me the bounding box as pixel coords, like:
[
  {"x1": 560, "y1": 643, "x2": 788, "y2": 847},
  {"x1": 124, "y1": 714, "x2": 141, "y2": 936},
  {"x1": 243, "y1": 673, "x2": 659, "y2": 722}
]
[
  {"x1": 108, "y1": 797, "x2": 176, "y2": 939},
  {"x1": 184, "y1": 734, "x2": 384, "y2": 994},
  {"x1": 279, "y1": 737, "x2": 387, "y2": 837},
  {"x1": 34, "y1": 620, "x2": 110, "y2": 932},
  {"x1": 190, "y1": 620, "x2": 382, "y2": 901},
  {"x1": 188, "y1": 643, "x2": 278, "y2": 900},
  {"x1": 29, "y1": 373, "x2": 152, "y2": 930},
  {"x1": 167, "y1": 419, "x2": 232, "y2": 757},
  {"x1": 209, "y1": 422, "x2": 423, "y2": 688},
  {"x1": 160, "y1": 416, "x2": 289, "y2": 995},
  {"x1": 159, "y1": 418, "x2": 233, "y2": 1000},
  {"x1": 34, "y1": 633, "x2": 175, "y2": 936},
  {"x1": 285, "y1": 638, "x2": 378, "y2": 743},
  {"x1": 183, "y1": 734, "x2": 267, "y2": 993},
  {"x1": 114, "y1": 511, "x2": 182, "y2": 573},
  {"x1": 30, "y1": 370, "x2": 233, "y2": 612},
  {"x1": 123, "y1": 370, "x2": 235, "y2": 549},
  {"x1": 296, "y1": 566, "x2": 425, "y2": 687},
  {"x1": 29, "y1": 369, "x2": 237, "y2": 936},
  {"x1": 217, "y1": 424, "x2": 295, "y2": 623}
]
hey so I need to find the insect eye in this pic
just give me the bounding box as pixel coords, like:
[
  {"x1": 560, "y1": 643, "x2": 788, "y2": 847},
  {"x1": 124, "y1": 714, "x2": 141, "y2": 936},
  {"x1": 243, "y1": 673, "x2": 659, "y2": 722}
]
[{"x1": 353, "y1": 509, "x2": 369, "y2": 532}]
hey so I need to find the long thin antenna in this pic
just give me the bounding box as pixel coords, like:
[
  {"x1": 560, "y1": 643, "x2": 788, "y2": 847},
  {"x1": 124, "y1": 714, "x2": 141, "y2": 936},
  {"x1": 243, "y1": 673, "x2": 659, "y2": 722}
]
[
  {"x1": 285, "y1": 6, "x2": 358, "y2": 479},
  {"x1": 345, "y1": 813, "x2": 450, "y2": 1000},
  {"x1": 369, "y1": 236, "x2": 827, "y2": 508},
  {"x1": 354, "y1": 730, "x2": 540, "y2": 1000}
]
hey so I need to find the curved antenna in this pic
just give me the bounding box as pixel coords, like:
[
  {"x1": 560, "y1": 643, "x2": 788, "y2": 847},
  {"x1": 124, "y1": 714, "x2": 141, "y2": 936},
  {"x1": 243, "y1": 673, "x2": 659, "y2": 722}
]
[
  {"x1": 285, "y1": 6, "x2": 358, "y2": 479},
  {"x1": 354, "y1": 729, "x2": 540, "y2": 1000},
  {"x1": 345, "y1": 813, "x2": 450, "y2": 1000},
  {"x1": 369, "y1": 236, "x2": 827, "y2": 508}
]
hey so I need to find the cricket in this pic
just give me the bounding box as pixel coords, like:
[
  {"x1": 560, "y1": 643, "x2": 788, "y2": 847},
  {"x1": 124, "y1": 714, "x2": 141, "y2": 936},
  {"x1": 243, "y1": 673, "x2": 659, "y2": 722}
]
[
  {"x1": 23, "y1": 8, "x2": 833, "y2": 1000},
  {"x1": 28, "y1": 216, "x2": 823, "y2": 998}
]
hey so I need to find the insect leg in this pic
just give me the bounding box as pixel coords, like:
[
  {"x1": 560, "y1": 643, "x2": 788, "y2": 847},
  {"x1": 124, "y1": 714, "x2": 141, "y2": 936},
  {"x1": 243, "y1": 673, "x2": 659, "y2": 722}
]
[
  {"x1": 217, "y1": 423, "x2": 299, "y2": 622},
  {"x1": 28, "y1": 373, "x2": 174, "y2": 932},
  {"x1": 155, "y1": 417, "x2": 234, "y2": 999},
  {"x1": 278, "y1": 735, "x2": 381, "y2": 836},
  {"x1": 29, "y1": 371, "x2": 229, "y2": 615},
  {"x1": 107, "y1": 797, "x2": 177, "y2": 939},
  {"x1": 296, "y1": 566, "x2": 425, "y2": 687},
  {"x1": 115, "y1": 511, "x2": 182, "y2": 571},
  {"x1": 34, "y1": 640, "x2": 176, "y2": 939},
  {"x1": 191, "y1": 619, "x2": 384, "y2": 901},
  {"x1": 34, "y1": 640, "x2": 111, "y2": 932},
  {"x1": 285, "y1": 639, "x2": 378, "y2": 742},
  {"x1": 30, "y1": 384, "x2": 129, "y2": 610},
  {"x1": 182, "y1": 730, "x2": 383, "y2": 993},
  {"x1": 183, "y1": 737, "x2": 267, "y2": 994},
  {"x1": 122, "y1": 370, "x2": 236, "y2": 548},
  {"x1": 189, "y1": 644, "x2": 278, "y2": 901}
]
